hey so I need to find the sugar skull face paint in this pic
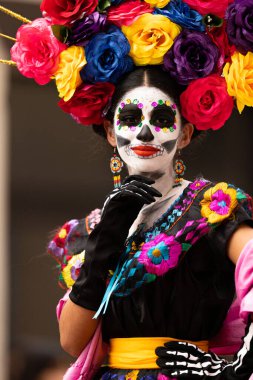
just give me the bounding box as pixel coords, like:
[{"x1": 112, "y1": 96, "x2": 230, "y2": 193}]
[
  {"x1": 113, "y1": 86, "x2": 182, "y2": 175},
  {"x1": 116, "y1": 97, "x2": 178, "y2": 133}
]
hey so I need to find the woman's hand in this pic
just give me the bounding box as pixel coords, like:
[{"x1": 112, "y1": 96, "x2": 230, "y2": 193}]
[
  {"x1": 69, "y1": 175, "x2": 161, "y2": 311},
  {"x1": 156, "y1": 319, "x2": 253, "y2": 379}
]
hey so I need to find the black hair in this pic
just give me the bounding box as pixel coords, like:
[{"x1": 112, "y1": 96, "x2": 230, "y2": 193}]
[{"x1": 93, "y1": 66, "x2": 206, "y2": 141}]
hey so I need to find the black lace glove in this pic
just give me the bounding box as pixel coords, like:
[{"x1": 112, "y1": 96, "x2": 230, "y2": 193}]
[
  {"x1": 69, "y1": 175, "x2": 161, "y2": 311},
  {"x1": 156, "y1": 319, "x2": 253, "y2": 379}
]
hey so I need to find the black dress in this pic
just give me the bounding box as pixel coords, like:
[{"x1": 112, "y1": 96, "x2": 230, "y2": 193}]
[{"x1": 48, "y1": 179, "x2": 253, "y2": 380}]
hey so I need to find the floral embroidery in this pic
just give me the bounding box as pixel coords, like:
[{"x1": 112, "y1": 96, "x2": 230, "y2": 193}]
[
  {"x1": 61, "y1": 250, "x2": 85, "y2": 288},
  {"x1": 48, "y1": 219, "x2": 78, "y2": 263},
  {"x1": 200, "y1": 182, "x2": 238, "y2": 224},
  {"x1": 126, "y1": 370, "x2": 139, "y2": 379},
  {"x1": 87, "y1": 207, "x2": 101, "y2": 232},
  {"x1": 189, "y1": 179, "x2": 207, "y2": 191},
  {"x1": 138, "y1": 233, "x2": 182, "y2": 276}
]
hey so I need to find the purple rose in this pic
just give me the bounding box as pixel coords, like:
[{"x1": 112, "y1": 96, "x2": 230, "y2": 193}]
[
  {"x1": 226, "y1": 0, "x2": 253, "y2": 55},
  {"x1": 67, "y1": 12, "x2": 107, "y2": 47},
  {"x1": 163, "y1": 30, "x2": 220, "y2": 85}
]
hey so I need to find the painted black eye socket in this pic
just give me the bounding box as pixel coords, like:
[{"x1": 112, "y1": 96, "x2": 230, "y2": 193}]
[
  {"x1": 150, "y1": 115, "x2": 175, "y2": 128},
  {"x1": 119, "y1": 115, "x2": 142, "y2": 126},
  {"x1": 118, "y1": 104, "x2": 142, "y2": 126},
  {"x1": 150, "y1": 105, "x2": 176, "y2": 128}
]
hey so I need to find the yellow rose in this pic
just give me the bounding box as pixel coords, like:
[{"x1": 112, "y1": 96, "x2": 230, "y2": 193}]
[
  {"x1": 122, "y1": 13, "x2": 181, "y2": 65},
  {"x1": 144, "y1": 0, "x2": 170, "y2": 8},
  {"x1": 54, "y1": 46, "x2": 86, "y2": 102},
  {"x1": 223, "y1": 51, "x2": 253, "y2": 114}
]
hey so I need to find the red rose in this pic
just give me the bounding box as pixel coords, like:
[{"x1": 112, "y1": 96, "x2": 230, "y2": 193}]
[
  {"x1": 180, "y1": 75, "x2": 234, "y2": 131},
  {"x1": 40, "y1": 0, "x2": 98, "y2": 26},
  {"x1": 207, "y1": 22, "x2": 236, "y2": 71},
  {"x1": 58, "y1": 82, "x2": 115, "y2": 125},
  {"x1": 107, "y1": 0, "x2": 153, "y2": 27},
  {"x1": 183, "y1": 0, "x2": 233, "y2": 18}
]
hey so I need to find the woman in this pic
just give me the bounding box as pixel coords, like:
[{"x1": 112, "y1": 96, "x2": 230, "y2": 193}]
[
  {"x1": 2, "y1": 0, "x2": 253, "y2": 378},
  {"x1": 54, "y1": 68, "x2": 253, "y2": 380}
]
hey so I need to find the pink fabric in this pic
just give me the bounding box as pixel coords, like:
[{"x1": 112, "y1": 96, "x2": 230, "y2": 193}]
[
  {"x1": 210, "y1": 298, "x2": 244, "y2": 355},
  {"x1": 235, "y1": 239, "x2": 253, "y2": 322},
  {"x1": 57, "y1": 291, "x2": 108, "y2": 380}
]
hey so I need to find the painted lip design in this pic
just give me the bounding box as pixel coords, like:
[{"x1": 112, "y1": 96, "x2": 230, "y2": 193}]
[{"x1": 125, "y1": 144, "x2": 164, "y2": 158}]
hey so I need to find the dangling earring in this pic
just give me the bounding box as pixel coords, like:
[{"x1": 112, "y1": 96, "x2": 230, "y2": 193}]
[
  {"x1": 110, "y1": 147, "x2": 123, "y2": 188},
  {"x1": 174, "y1": 150, "x2": 186, "y2": 187}
]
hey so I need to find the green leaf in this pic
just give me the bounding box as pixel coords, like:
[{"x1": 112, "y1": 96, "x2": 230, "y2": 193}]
[
  {"x1": 237, "y1": 191, "x2": 247, "y2": 200},
  {"x1": 97, "y1": 0, "x2": 111, "y2": 12},
  {"x1": 51, "y1": 25, "x2": 70, "y2": 44},
  {"x1": 182, "y1": 243, "x2": 192, "y2": 252}
]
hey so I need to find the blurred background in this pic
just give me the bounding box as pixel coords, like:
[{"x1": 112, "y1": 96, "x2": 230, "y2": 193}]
[{"x1": 0, "y1": 1, "x2": 253, "y2": 379}]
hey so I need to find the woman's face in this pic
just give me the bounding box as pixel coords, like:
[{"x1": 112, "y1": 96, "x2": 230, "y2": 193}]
[{"x1": 113, "y1": 86, "x2": 182, "y2": 176}]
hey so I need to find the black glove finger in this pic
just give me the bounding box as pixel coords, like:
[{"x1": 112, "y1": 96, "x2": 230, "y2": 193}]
[
  {"x1": 156, "y1": 348, "x2": 202, "y2": 364},
  {"x1": 122, "y1": 175, "x2": 155, "y2": 186},
  {"x1": 163, "y1": 342, "x2": 205, "y2": 359},
  {"x1": 123, "y1": 185, "x2": 156, "y2": 204},
  {"x1": 169, "y1": 369, "x2": 205, "y2": 378},
  {"x1": 157, "y1": 356, "x2": 205, "y2": 370},
  {"x1": 126, "y1": 181, "x2": 162, "y2": 198}
]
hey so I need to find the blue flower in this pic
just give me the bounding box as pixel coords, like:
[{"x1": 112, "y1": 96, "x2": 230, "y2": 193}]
[
  {"x1": 81, "y1": 26, "x2": 134, "y2": 84},
  {"x1": 153, "y1": 0, "x2": 205, "y2": 32}
]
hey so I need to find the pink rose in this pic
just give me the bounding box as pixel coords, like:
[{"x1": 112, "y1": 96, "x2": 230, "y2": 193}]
[
  {"x1": 41, "y1": 0, "x2": 98, "y2": 26},
  {"x1": 183, "y1": 0, "x2": 234, "y2": 18},
  {"x1": 11, "y1": 18, "x2": 66, "y2": 85},
  {"x1": 107, "y1": 0, "x2": 153, "y2": 27}
]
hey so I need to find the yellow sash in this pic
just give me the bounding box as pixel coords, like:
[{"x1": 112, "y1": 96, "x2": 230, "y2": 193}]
[{"x1": 109, "y1": 337, "x2": 209, "y2": 369}]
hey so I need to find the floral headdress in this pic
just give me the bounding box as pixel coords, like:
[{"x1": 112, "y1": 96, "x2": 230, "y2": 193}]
[{"x1": 0, "y1": 0, "x2": 253, "y2": 131}]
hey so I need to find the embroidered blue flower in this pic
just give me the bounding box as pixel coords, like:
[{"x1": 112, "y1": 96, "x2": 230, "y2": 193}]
[
  {"x1": 153, "y1": 0, "x2": 205, "y2": 32},
  {"x1": 138, "y1": 233, "x2": 182, "y2": 276},
  {"x1": 81, "y1": 26, "x2": 134, "y2": 84}
]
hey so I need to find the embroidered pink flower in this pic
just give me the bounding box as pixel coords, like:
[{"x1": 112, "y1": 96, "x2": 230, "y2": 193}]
[
  {"x1": 11, "y1": 18, "x2": 66, "y2": 85},
  {"x1": 88, "y1": 208, "x2": 101, "y2": 230},
  {"x1": 189, "y1": 179, "x2": 207, "y2": 191},
  {"x1": 200, "y1": 182, "x2": 238, "y2": 224},
  {"x1": 138, "y1": 234, "x2": 182, "y2": 276},
  {"x1": 48, "y1": 219, "x2": 78, "y2": 263}
]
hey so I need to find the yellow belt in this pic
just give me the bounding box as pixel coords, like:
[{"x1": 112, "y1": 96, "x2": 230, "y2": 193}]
[{"x1": 109, "y1": 337, "x2": 209, "y2": 369}]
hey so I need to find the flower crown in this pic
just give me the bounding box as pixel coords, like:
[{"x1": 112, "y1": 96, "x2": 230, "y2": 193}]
[{"x1": 0, "y1": 0, "x2": 252, "y2": 131}]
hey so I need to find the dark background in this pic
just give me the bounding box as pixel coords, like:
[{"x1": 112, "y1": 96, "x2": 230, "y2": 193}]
[{"x1": 1, "y1": 2, "x2": 253, "y2": 378}]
